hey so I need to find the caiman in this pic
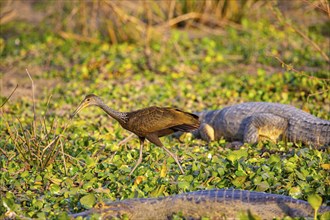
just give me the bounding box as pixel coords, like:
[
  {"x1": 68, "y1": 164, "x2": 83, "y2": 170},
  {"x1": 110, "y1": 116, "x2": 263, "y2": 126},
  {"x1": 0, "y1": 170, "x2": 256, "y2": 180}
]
[
  {"x1": 188, "y1": 102, "x2": 330, "y2": 147},
  {"x1": 71, "y1": 189, "x2": 330, "y2": 219}
]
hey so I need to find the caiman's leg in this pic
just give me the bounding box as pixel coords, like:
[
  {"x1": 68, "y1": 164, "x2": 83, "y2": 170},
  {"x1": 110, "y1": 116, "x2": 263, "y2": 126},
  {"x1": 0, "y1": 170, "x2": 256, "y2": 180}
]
[
  {"x1": 244, "y1": 113, "x2": 288, "y2": 144},
  {"x1": 118, "y1": 133, "x2": 135, "y2": 146},
  {"x1": 146, "y1": 134, "x2": 185, "y2": 174},
  {"x1": 199, "y1": 123, "x2": 215, "y2": 142},
  {"x1": 129, "y1": 137, "x2": 145, "y2": 176}
]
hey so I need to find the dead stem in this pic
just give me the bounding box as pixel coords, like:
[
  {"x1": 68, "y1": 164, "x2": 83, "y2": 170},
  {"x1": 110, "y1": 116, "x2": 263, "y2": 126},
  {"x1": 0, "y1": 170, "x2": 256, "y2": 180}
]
[
  {"x1": 269, "y1": 4, "x2": 330, "y2": 62},
  {"x1": 0, "y1": 84, "x2": 18, "y2": 109},
  {"x1": 25, "y1": 69, "x2": 37, "y2": 138},
  {"x1": 62, "y1": 152, "x2": 86, "y2": 166},
  {"x1": 271, "y1": 55, "x2": 330, "y2": 81},
  {"x1": 60, "y1": 140, "x2": 67, "y2": 175}
]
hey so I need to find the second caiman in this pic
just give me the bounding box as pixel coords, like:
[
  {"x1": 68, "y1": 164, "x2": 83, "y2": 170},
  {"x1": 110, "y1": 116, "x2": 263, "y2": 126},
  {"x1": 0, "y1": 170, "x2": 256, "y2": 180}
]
[{"x1": 71, "y1": 189, "x2": 330, "y2": 219}]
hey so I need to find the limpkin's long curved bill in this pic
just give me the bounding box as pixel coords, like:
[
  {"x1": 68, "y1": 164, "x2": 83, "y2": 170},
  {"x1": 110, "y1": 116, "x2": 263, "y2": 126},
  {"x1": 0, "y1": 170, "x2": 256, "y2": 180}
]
[{"x1": 70, "y1": 101, "x2": 87, "y2": 119}]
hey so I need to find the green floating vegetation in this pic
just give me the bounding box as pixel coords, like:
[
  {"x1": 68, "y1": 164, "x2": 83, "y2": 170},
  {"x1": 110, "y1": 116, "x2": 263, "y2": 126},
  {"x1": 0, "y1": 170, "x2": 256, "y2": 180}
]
[{"x1": 1, "y1": 2, "x2": 329, "y2": 219}]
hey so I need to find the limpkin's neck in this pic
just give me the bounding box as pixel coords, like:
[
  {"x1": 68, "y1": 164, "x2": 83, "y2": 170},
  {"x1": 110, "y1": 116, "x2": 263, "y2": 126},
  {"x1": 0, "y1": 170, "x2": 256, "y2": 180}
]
[{"x1": 98, "y1": 102, "x2": 128, "y2": 124}]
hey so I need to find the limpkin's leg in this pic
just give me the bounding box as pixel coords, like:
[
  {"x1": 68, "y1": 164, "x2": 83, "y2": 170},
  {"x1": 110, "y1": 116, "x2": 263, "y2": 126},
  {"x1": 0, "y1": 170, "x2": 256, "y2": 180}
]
[
  {"x1": 160, "y1": 145, "x2": 184, "y2": 174},
  {"x1": 118, "y1": 133, "x2": 135, "y2": 146},
  {"x1": 146, "y1": 134, "x2": 185, "y2": 174},
  {"x1": 129, "y1": 137, "x2": 145, "y2": 176}
]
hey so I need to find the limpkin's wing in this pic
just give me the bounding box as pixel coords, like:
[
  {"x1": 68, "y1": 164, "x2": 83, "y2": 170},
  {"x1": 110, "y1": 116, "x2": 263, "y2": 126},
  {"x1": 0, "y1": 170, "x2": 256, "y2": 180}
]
[{"x1": 126, "y1": 106, "x2": 200, "y2": 135}]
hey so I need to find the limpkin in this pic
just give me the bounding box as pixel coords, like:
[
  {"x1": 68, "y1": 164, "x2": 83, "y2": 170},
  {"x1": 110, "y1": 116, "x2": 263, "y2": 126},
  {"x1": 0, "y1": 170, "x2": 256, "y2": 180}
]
[{"x1": 71, "y1": 94, "x2": 200, "y2": 175}]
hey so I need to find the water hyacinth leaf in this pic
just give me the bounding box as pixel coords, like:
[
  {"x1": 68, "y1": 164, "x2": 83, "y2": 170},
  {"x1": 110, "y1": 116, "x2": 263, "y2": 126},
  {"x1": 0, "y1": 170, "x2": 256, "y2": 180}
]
[
  {"x1": 160, "y1": 161, "x2": 168, "y2": 177},
  {"x1": 320, "y1": 212, "x2": 330, "y2": 220},
  {"x1": 57, "y1": 212, "x2": 70, "y2": 219},
  {"x1": 2, "y1": 197, "x2": 14, "y2": 211},
  {"x1": 256, "y1": 181, "x2": 269, "y2": 192},
  {"x1": 80, "y1": 194, "x2": 96, "y2": 209},
  {"x1": 32, "y1": 199, "x2": 44, "y2": 209},
  {"x1": 178, "y1": 181, "x2": 190, "y2": 191},
  {"x1": 232, "y1": 176, "x2": 247, "y2": 187},
  {"x1": 308, "y1": 194, "x2": 323, "y2": 220},
  {"x1": 5, "y1": 191, "x2": 15, "y2": 200},
  {"x1": 50, "y1": 184, "x2": 61, "y2": 195},
  {"x1": 227, "y1": 149, "x2": 248, "y2": 163},
  {"x1": 20, "y1": 170, "x2": 30, "y2": 178},
  {"x1": 289, "y1": 187, "x2": 302, "y2": 199},
  {"x1": 307, "y1": 194, "x2": 322, "y2": 211},
  {"x1": 269, "y1": 155, "x2": 281, "y2": 164},
  {"x1": 85, "y1": 156, "x2": 97, "y2": 168},
  {"x1": 151, "y1": 185, "x2": 166, "y2": 197},
  {"x1": 36, "y1": 212, "x2": 46, "y2": 219},
  {"x1": 295, "y1": 170, "x2": 306, "y2": 181}
]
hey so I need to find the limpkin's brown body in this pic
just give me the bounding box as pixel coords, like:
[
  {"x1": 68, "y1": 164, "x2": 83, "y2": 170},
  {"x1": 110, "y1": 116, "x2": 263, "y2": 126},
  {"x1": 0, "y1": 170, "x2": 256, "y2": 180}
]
[
  {"x1": 123, "y1": 107, "x2": 200, "y2": 138},
  {"x1": 71, "y1": 94, "x2": 200, "y2": 175}
]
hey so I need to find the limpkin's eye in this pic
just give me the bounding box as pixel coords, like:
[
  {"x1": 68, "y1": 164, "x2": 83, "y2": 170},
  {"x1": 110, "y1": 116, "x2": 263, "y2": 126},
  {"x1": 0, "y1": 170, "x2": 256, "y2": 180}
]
[{"x1": 86, "y1": 98, "x2": 90, "y2": 102}]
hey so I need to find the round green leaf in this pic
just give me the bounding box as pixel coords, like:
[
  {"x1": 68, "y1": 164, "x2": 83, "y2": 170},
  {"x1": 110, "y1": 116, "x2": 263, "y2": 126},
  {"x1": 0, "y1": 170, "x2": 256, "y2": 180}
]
[
  {"x1": 50, "y1": 184, "x2": 61, "y2": 195},
  {"x1": 307, "y1": 194, "x2": 322, "y2": 210},
  {"x1": 80, "y1": 194, "x2": 96, "y2": 209},
  {"x1": 178, "y1": 181, "x2": 190, "y2": 190},
  {"x1": 289, "y1": 187, "x2": 302, "y2": 199}
]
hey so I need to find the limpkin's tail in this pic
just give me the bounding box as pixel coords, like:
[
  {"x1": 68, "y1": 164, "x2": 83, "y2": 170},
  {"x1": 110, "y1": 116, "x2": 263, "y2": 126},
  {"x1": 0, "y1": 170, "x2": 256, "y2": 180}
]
[{"x1": 172, "y1": 109, "x2": 200, "y2": 131}]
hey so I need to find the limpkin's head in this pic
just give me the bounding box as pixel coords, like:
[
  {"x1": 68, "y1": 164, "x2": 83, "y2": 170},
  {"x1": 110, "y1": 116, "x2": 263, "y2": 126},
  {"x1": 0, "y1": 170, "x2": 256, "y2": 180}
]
[{"x1": 71, "y1": 94, "x2": 103, "y2": 118}]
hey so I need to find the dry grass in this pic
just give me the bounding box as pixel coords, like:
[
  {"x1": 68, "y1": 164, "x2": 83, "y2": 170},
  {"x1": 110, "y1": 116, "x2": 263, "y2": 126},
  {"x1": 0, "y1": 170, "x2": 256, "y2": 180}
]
[
  {"x1": 2, "y1": 70, "x2": 71, "y2": 172},
  {"x1": 1, "y1": 0, "x2": 257, "y2": 42}
]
